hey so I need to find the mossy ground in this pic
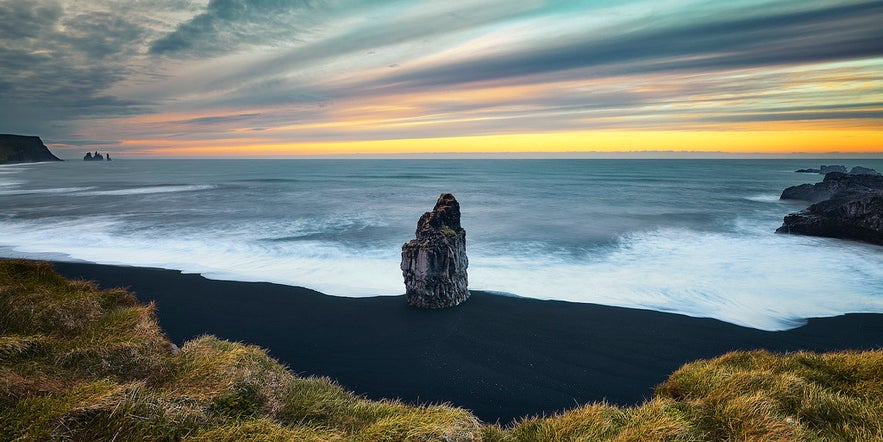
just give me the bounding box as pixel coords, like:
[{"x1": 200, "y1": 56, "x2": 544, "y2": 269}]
[{"x1": 2, "y1": 260, "x2": 881, "y2": 441}]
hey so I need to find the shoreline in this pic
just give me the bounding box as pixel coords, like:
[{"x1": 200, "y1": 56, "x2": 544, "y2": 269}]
[{"x1": 44, "y1": 260, "x2": 883, "y2": 423}]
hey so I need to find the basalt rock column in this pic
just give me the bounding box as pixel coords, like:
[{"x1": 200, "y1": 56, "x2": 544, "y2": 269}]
[{"x1": 401, "y1": 193, "x2": 469, "y2": 308}]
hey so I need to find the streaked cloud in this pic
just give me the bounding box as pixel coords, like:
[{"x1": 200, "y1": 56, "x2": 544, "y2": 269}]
[
  {"x1": 149, "y1": 0, "x2": 321, "y2": 56},
  {"x1": 0, "y1": 0, "x2": 881, "y2": 155}
]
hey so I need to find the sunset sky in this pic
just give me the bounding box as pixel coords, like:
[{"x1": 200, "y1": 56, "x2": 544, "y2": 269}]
[{"x1": 1, "y1": 0, "x2": 882, "y2": 157}]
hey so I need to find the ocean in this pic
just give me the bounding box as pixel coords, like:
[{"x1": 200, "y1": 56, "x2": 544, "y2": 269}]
[{"x1": 2, "y1": 158, "x2": 882, "y2": 331}]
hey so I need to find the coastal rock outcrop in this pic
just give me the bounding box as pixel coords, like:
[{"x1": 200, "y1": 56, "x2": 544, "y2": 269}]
[
  {"x1": 849, "y1": 166, "x2": 880, "y2": 176},
  {"x1": 84, "y1": 151, "x2": 107, "y2": 161},
  {"x1": 401, "y1": 193, "x2": 469, "y2": 308},
  {"x1": 776, "y1": 192, "x2": 883, "y2": 246},
  {"x1": 0, "y1": 134, "x2": 62, "y2": 164},
  {"x1": 795, "y1": 165, "x2": 847, "y2": 174},
  {"x1": 778, "y1": 171, "x2": 883, "y2": 245},
  {"x1": 780, "y1": 172, "x2": 883, "y2": 203}
]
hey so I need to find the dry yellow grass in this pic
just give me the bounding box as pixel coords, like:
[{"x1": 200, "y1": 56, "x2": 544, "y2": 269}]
[{"x1": 2, "y1": 260, "x2": 881, "y2": 441}]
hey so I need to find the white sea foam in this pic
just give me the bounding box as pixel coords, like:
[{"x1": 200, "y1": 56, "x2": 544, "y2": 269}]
[
  {"x1": 744, "y1": 193, "x2": 784, "y2": 203},
  {"x1": 0, "y1": 186, "x2": 95, "y2": 196},
  {"x1": 87, "y1": 185, "x2": 215, "y2": 196},
  {"x1": 3, "y1": 215, "x2": 882, "y2": 331},
  {"x1": 0, "y1": 217, "x2": 402, "y2": 297},
  {"x1": 469, "y1": 227, "x2": 883, "y2": 331},
  {"x1": 3, "y1": 158, "x2": 883, "y2": 332}
]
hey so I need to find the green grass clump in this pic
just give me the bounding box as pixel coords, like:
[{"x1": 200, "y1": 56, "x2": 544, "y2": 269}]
[{"x1": 2, "y1": 259, "x2": 881, "y2": 441}]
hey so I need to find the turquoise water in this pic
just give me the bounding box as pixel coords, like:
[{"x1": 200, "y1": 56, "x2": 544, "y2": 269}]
[{"x1": 2, "y1": 158, "x2": 882, "y2": 330}]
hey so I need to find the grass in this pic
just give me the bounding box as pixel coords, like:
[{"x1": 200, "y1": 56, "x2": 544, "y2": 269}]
[{"x1": 2, "y1": 259, "x2": 881, "y2": 441}]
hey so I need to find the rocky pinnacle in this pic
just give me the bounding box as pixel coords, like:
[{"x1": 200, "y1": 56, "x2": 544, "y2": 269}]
[{"x1": 401, "y1": 193, "x2": 469, "y2": 308}]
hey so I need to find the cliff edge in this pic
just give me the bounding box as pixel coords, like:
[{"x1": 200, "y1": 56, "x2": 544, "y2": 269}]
[{"x1": 0, "y1": 134, "x2": 62, "y2": 164}]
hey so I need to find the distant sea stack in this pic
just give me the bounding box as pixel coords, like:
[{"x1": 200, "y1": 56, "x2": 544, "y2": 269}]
[
  {"x1": 84, "y1": 151, "x2": 109, "y2": 161},
  {"x1": 0, "y1": 134, "x2": 62, "y2": 164},
  {"x1": 401, "y1": 193, "x2": 470, "y2": 308}
]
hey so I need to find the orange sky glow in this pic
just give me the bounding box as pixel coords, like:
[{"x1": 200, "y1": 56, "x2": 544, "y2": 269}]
[{"x1": 4, "y1": 1, "x2": 882, "y2": 157}]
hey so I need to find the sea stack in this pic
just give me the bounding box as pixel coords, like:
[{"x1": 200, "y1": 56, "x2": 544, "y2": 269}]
[{"x1": 401, "y1": 193, "x2": 469, "y2": 308}]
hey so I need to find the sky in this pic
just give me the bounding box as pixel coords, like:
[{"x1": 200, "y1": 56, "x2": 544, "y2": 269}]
[{"x1": 1, "y1": 0, "x2": 882, "y2": 157}]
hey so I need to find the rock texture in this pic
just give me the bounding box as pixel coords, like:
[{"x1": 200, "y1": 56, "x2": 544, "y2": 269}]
[
  {"x1": 795, "y1": 165, "x2": 847, "y2": 174},
  {"x1": 776, "y1": 192, "x2": 883, "y2": 246},
  {"x1": 401, "y1": 193, "x2": 469, "y2": 308},
  {"x1": 849, "y1": 166, "x2": 880, "y2": 176},
  {"x1": 780, "y1": 172, "x2": 883, "y2": 203},
  {"x1": 0, "y1": 134, "x2": 62, "y2": 164},
  {"x1": 84, "y1": 151, "x2": 106, "y2": 161},
  {"x1": 778, "y1": 171, "x2": 883, "y2": 246}
]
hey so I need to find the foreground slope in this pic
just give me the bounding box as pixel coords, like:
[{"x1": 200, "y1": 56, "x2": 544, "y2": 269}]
[{"x1": 1, "y1": 260, "x2": 881, "y2": 441}]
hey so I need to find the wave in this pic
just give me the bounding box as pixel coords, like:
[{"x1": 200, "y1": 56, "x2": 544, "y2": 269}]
[
  {"x1": 1, "y1": 219, "x2": 882, "y2": 332},
  {"x1": 744, "y1": 193, "x2": 784, "y2": 203},
  {"x1": 87, "y1": 185, "x2": 215, "y2": 196},
  {"x1": 234, "y1": 178, "x2": 300, "y2": 183},
  {"x1": 468, "y1": 227, "x2": 883, "y2": 331},
  {"x1": 0, "y1": 186, "x2": 96, "y2": 196}
]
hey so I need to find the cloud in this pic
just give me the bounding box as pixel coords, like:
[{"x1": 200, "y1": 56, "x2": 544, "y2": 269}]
[
  {"x1": 0, "y1": 0, "x2": 62, "y2": 40},
  {"x1": 375, "y1": 1, "x2": 883, "y2": 90},
  {"x1": 0, "y1": 0, "x2": 194, "y2": 141},
  {"x1": 1, "y1": 0, "x2": 881, "y2": 152},
  {"x1": 149, "y1": 0, "x2": 321, "y2": 56},
  {"x1": 172, "y1": 112, "x2": 264, "y2": 125}
]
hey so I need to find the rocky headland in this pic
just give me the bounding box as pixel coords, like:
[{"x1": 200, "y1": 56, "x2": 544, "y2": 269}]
[
  {"x1": 401, "y1": 193, "x2": 470, "y2": 308},
  {"x1": 780, "y1": 172, "x2": 883, "y2": 203},
  {"x1": 778, "y1": 170, "x2": 883, "y2": 246},
  {"x1": 0, "y1": 134, "x2": 62, "y2": 164}
]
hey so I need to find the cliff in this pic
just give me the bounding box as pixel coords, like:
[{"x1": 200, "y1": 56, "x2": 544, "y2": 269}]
[{"x1": 0, "y1": 134, "x2": 62, "y2": 163}]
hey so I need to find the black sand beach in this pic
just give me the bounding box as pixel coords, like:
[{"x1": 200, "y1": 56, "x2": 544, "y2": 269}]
[{"x1": 49, "y1": 261, "x2": 883, "y2": 423}]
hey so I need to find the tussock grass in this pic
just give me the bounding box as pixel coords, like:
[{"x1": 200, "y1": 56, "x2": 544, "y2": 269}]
[
  {"x1": 0, "y1": 260, "x2": 481, "y2": 441},
  {"x1": 1, "y1": 259, "x2": 881, "y2": 441}
]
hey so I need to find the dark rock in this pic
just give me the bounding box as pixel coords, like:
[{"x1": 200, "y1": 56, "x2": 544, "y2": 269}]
[
  {"x1": 849, "y1": 166, "x2": 880, "y2": 176},
  {"x1": 776, "y1": 192, "x2": 883, "y2": 246},
  {"x1": 780, "y1": 183, "x2": 819, "y2": 201},
  {"x1": 401, "y1": 193, "x2": 469, "y2": 308},
  {"x1": 821, "y1": 165, "x2": 848, "y2": 174},
  {"x1": 780, "y1": 172, "x2": 883, "y2": 203},
  {"x1": 794, "y1": 165, "x2": 847, "y2": 174},
  {"x1": 778, "y1": 171, "x2": 883, "y2": 246},
  {"x1": 84, "y1": 151, "x2": 105, "y2": 161},
  {"x1": 0, "y1": 134, "x2": 62, "y2": 164}
]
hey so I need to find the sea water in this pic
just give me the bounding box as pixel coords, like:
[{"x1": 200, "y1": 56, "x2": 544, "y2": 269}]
[{"x1": 2, "y1": 158, "x2": 882, "y2": 331}]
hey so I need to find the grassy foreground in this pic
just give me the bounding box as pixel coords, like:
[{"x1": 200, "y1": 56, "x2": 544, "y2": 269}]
[{"x1": 1, "y1": 260, "x2": 881, "y2": 441}]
